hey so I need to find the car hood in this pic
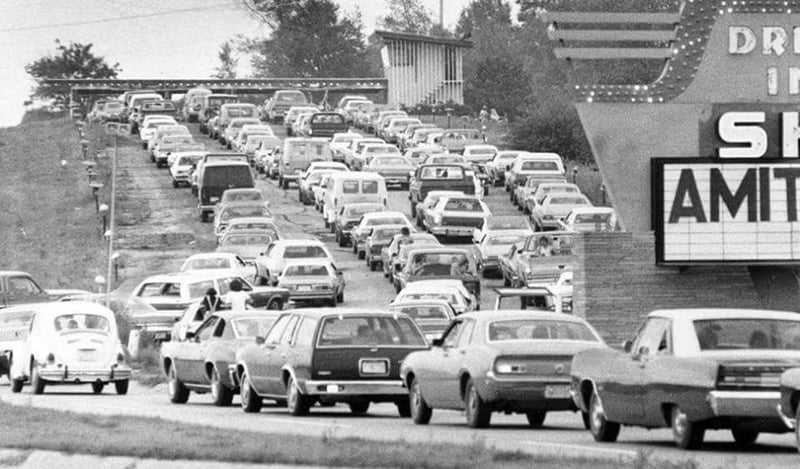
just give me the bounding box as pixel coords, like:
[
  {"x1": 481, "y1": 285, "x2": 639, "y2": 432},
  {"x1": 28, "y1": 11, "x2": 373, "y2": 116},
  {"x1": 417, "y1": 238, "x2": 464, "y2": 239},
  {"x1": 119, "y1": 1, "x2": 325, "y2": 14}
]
[{"x1": 481, "y1": 245, "x2": 511, "y2": 257}]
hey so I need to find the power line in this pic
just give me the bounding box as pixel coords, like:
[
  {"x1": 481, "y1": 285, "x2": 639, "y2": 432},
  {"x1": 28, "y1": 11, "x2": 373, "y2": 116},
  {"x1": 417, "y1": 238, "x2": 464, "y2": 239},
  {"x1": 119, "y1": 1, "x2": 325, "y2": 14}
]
[{"x1": 0, "y1": 2, "x2": 240, "y2": 33}]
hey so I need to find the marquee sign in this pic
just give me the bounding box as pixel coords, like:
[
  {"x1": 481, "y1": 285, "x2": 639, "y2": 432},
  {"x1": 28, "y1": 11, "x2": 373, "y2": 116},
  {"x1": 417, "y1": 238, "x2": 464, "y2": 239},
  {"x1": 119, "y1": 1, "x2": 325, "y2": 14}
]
[{"x1": 653, "y1": 158, "x2": 800, "y2": 265}]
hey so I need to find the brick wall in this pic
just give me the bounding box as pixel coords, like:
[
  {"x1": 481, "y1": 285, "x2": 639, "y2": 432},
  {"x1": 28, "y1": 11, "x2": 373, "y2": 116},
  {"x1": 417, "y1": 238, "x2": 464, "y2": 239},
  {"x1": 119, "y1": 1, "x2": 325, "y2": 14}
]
[{"x1": 571, "y1": 231, "x2": 793, "y2": 344}]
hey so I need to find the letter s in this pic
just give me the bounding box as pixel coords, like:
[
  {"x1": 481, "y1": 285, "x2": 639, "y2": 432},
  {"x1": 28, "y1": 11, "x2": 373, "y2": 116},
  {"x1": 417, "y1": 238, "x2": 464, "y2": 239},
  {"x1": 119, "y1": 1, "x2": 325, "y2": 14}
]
[{"x1": 718, "y1": 112, "x2": 767, "y2": 158}]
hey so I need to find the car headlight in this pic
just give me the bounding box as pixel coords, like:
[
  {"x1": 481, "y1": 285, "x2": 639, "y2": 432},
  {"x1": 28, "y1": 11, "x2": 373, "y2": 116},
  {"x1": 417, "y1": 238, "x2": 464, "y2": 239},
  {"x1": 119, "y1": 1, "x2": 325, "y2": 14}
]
[
  {"x1": 562, "y1": 297, "x2": 573, "y2": 312},
  {"x1": 543, "y1": 215, "x2": 554, "y2": 220},
  {"x1": 314, "y1": 284, "x2": 331, "y2": 290},
  {"x1": 433, "y1": 214, "x2": 442, "y2": 224}
]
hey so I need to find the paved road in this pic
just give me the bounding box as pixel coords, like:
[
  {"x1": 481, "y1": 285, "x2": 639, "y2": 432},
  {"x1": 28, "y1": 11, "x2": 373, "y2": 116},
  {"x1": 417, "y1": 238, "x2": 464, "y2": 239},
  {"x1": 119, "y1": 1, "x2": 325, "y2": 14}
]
[{"x1": 2, "y1": 120, "x2": 799, "y2": 468}]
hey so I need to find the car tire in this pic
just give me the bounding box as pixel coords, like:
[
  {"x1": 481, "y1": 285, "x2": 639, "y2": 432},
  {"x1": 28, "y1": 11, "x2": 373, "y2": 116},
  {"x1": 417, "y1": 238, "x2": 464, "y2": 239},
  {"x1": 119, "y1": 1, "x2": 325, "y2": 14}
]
[
  {"x1": 115, "y1": 379, "x2": 129, "y2": 395},
  {"x1": 282, "y1": 178, "x2": 289, "y2": 190},
  {"x1": 210, "y1": 366, "x2": 233, "y2": 407},
  {"x1": 200, "y1": 211, "x2": 208, "y2": 223},
  {"x1": 11, "y1": 378, "x2": 24, "y2": 393},
  {"x1": 167, "y1": 364, "x2": 190, "y2": 404},
  {"x1": 409, "y1": 378, "x2": 432, "y2": 424},
  {"x1": 464, "y1": 379, "x2": 491, "y2": 428},
  {"x1": 31, "y1": 364, "x2": 45, "y2": 395},
  {"x1": 172, "y1": 179, "x2": 179, "y2": 188},
  {"x1": 240, "y1": 371, "x2": 262, "y2": 413},
  {"x1": 142, "y1": 142, "x2": 147, "y2": 150},
  {"x1": 396, "y1": 399, "x2": 411, "y2": 418},
  {"x1": 581, "y1": 411, "x2": 591, "y2": 429},
  {"x1": 526, "y1": 411, "x2": 546, "y2": 427},
  {"x1": 92, "y1": 382, "x2": 105, "y2": 394},
  {"x1": 336, "y1": 291, "x2": 344, "y2": 303},
  {"x1": 287, "y1": 376, "x2": 310, "y2": 416},
  {"x1": 589, "y1": 391, "x2": 620, "y2": 442},
  {"x1": 358, "y1": 251, "x2": 365, "y2": 260},
  {"x1": 731, "y1": 428, "x2": 759, "y2": 446},
  {"x1": 349, "y1": 400, "x2": 370, "y2": 415},
  {"x1": 671, "y1": 405, "x2": 704, "y2": 450},
  {"x1": 410, "y1": 202, "x2": 417, "y2": 219},
  {"x1": 266, "y1": 299, "x2": 283, "y2": 310}
]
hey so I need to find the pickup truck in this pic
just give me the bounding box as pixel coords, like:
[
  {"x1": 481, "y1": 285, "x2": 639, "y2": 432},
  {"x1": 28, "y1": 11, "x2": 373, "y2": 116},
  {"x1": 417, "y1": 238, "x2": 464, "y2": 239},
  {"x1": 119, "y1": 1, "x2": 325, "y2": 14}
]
[
  {"x1": 498, "y1": 232, "x2": 575, "y2": 289},
  {"x1": 408, "y1": 164, "x2": 476, "y2": 219},
  {"x1": 0, "y1": 271, "x2": 90, "y2": 309}
]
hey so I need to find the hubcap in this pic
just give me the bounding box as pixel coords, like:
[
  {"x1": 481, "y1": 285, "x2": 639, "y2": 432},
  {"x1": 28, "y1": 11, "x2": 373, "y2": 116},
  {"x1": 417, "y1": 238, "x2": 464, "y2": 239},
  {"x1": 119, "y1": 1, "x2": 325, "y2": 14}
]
[
  {"x1": 590, "y1": 397, "x2": 603, "y2": 430},
  {"x1": 241, "y1": 374, "x2": 250, "y2": 405},
  {"x1": 468, "y1": 386, "x2": 477, "y2": 413},
  {"x1": 411, "y1": 383, "x2": 421, "y2": 408},
  {"x1": 168, "y1": 369, "x2": 176, "y2": 397},
  {"x1": 211, "y1": 369, "x2": 219, "y2": 400},
  {"x1": 673, "y1": 408, "x2": 688, "y2": 437}
]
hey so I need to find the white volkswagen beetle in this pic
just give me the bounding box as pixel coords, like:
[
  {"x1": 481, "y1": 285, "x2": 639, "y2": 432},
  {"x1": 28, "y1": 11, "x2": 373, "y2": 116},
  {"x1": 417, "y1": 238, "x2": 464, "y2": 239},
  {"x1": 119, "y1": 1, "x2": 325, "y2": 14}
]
[{"x1": 8, "y1": 301, "x2": 131, "y2": 395}]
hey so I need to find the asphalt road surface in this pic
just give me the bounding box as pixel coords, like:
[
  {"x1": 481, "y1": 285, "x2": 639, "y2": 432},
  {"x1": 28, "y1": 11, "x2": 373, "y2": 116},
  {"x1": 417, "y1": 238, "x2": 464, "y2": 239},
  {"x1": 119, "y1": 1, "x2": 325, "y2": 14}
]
[{"x1": 1, "y1": 119, "x2": 799, "y2": 468}]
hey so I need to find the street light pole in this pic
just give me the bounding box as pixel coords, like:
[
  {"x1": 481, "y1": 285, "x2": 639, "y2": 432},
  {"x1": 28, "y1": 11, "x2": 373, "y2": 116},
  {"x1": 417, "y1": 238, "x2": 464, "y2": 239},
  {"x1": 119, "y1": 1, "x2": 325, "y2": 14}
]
[{"x1": 105, "y1": 129, "x2": 118, "y2": 308}]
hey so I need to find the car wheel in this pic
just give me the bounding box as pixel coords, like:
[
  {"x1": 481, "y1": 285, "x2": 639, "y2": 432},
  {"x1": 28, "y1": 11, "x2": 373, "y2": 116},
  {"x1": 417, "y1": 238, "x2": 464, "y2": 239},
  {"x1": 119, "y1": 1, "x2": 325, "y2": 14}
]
[
  {"x1": 115, "y1": 379, "x2": 129, "y2": 395},
  {"x1": 10, "y1": 375, "x2": 25, "y2": 393},
  {"x1": 396, "y1": 399, "x2": 411, "y2": 418},
  {"x1": 172, "y1": 179, "x2": 179, "y2": 188},
  {"x1": 731, "y1": 428, "x2": 759, "y2": 446},
  {"x1": 336, "y1": 232, "x2": 344, "y2": 247},
  {"x1": 150, "y1": 154, "x2": 155, "y2": 163},
  {"x1": 210, "y1": 366, "x2": 233, "y2": 407},
  {"x1": 464, "y1": 378, "x2": 491, "y2": 428},
  {"x1": 349, "y1": 400, "x2": 370, "y2": 415},
  {"x1": 581, "y1": 411, "x2": 590, "y2": 429},
  {"x1": 409, "y1": 378, "x2": 432, "y2": 424},
  {"x1": 91, "y1": 382, "x2": 105, "y2": 394},
  {"x1": 167, "y1": 364, "x2": 190, "y2": 404},
  {"x1": 31, "y1": 364, "x2": 45, "y2": 395},
  {"x1": 240, "y1": 371, "x2": 262, "y2": 413},
  {"x1": 671, "y1": 405, "x2": 704, "y2": 450},
  {"x1": 329, "y1": 222, "x2": 335, "y2": 234},
  {"x1": 281, "y1": 178, "x2": 289, "y2": 190},
  {"x1": 266, "y1": 299, "x2": 283, "y2": 310},
  {"x1": 410, "y1": 202, "x2": 417, "y2": 219},
  {"x1": 526, "y1": 411, "x2": 546, "y2": 427},
  {"x1": 483, "y1": 186, "x2": 489, "y2": 196},
  {"x1": 336, "y1": 291, "x2": 344, "y2": 303},
  {"x1": 287, "y1": 376, "x2": 310, "y2": 416},
  {"x1": 589, "y1": 391, "x2": 620, "y2": 442},
  {"x1": 358, "y1": 251, "x2": 365, "y2": 260}
]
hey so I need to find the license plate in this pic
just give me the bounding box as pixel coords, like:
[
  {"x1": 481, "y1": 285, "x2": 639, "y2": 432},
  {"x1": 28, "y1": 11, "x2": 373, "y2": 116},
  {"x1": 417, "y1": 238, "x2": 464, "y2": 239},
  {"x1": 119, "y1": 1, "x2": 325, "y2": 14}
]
[
  {"x1": 78, "y1": 351, "x2": 96, "y2": 362},
  {"x1": 360, "y1": 360, "x2": 388, "y2": 375},
  {"x1": 325, "y1": 384, "x2": 340, "y2": 393},
  {"x1": 297, "y1": 285, "x2": 311, "y2": 292},
  {"x1": 544, "y1": 384, "x2": 571, "y2": 399}
]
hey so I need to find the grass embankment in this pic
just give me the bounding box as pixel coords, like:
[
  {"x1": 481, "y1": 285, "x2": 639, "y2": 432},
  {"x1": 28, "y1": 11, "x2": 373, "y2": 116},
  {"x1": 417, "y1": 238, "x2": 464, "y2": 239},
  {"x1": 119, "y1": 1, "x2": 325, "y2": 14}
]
[
  {"x1": 0, "y1": 400, "x2": 694, "y2": 469},
  {"x1": 0, "y1": 111, "x2": 109, "y2": 291}
]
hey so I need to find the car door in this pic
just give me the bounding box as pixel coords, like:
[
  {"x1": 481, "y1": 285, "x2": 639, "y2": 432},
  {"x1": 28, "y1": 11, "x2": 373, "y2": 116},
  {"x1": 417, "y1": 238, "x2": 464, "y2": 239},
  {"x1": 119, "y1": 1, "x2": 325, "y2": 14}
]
[
  {"x1": 600, "y1": 317, "x2": 670, "y2": 424},
  {"x1": 638, "y1": 319, "x2": 678, "y2": 427},
  {"x1": 248, "y1": 314, "x2": 291, "y2": 394},
  {"x1": 176, "y1": 316, "x2": 219, "y2": 385},
  {"x1": 264, "y1": 314, "x2": 300, "y2": 395},
  {"x1": 419, "y1": 320, "x2": 464, "y2": 409}
]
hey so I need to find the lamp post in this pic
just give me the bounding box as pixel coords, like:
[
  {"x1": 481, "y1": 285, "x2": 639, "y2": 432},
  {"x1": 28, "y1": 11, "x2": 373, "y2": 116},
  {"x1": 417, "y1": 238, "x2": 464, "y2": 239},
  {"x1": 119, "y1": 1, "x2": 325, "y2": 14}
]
[
  {"x1": 89, "y1": 182, "x2": 104, "y2": 211},
  {"x1": 445, "y1": 107, "x2": 454, "y2": 129},
  {"x1": 98, "y1": 203, "x2": 109, "y2": 235},
  {"x1": 572, "y1": 166, "x2": 579, "y2": 184}
]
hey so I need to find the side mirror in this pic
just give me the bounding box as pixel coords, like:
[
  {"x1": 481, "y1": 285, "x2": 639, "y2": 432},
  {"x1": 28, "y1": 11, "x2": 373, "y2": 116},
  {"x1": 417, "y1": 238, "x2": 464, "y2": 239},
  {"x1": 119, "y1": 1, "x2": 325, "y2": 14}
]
[
  {"x1": 431, "y1": 338, "x2": 444, "y2": 347},
  {"x1": 506, "y1": 164, "x2": 512, "y2": 171},
  {"x1": 623, "y1": 340, "x2": 633, "y2": 353},
  {"x1": 185, "y1": 331, "x2": 196, "y2": 340},
  {"x1": 255, "y1": 336, "x2": 265, "y2": 345}
]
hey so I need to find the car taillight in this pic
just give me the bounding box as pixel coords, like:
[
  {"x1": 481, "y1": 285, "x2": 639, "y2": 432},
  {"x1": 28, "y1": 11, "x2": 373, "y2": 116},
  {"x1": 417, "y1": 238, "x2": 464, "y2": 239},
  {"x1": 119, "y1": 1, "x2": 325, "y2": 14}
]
[
  {"x1": 46, "y1": 353, "x2": 55, "y2": 365},
  {"x1": 117, "y1": 353, "x2": 125, "y2": 364},
  {"x1": 715, "y1": 364, "x2": 784, "y2": 390}
]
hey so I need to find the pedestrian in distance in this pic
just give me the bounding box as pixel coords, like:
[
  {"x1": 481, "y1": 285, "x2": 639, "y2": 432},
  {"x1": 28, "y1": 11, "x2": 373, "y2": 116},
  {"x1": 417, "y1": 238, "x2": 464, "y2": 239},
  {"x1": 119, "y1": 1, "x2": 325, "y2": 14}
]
[
  {"x1": 200, "y1": 288, "x2": 221, "y2": 318},
  {"x1": 226, "y1": 279, "x2": 252, "y2": 312}
]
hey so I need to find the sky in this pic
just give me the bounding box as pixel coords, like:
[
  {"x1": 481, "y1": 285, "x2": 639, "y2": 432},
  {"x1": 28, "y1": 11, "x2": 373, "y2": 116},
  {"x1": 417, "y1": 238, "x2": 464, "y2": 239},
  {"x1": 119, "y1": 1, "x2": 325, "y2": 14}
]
[{"x1": 0, "y1": 0, "x2": 503, "y2": 128}]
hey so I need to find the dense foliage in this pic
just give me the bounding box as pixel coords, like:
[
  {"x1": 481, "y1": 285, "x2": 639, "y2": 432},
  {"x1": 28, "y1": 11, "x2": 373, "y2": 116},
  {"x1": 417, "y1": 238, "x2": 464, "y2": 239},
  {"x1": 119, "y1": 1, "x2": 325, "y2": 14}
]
[{"x1": 25, "y1": 40, "x2": 121, "y2": 100}]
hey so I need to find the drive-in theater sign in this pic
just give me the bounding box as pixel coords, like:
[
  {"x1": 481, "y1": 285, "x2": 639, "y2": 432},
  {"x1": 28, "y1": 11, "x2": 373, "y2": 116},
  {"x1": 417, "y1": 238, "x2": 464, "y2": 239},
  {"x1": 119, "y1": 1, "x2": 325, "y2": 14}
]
[{"x1": 547, "y1": 1, "x2": 800, "y2": 341}]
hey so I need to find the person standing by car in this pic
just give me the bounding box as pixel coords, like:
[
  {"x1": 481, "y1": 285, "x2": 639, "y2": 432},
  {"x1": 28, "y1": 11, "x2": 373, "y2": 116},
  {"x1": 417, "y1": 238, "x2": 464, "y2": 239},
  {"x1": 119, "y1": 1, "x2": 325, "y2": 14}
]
[
  {"x1": 200, "y1": 288, "x2": 221, "y2": 318},
  {"x1": 398, "y1": 226, "x2": 413, "y2": 246},
  {"x1": 226, "y1": 279, "x2": 252, "y2": 312}
]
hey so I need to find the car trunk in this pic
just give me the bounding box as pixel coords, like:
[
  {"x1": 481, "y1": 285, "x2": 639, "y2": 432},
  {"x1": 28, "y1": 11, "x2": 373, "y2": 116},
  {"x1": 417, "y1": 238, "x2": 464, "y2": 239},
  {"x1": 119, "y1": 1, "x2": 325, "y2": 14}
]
[
  {"x1": 57, "y1": 331, "x2": 115, "y2": 370},
  {"x1": 311, "y1": 346, "x2": 422, "y2": 380}
]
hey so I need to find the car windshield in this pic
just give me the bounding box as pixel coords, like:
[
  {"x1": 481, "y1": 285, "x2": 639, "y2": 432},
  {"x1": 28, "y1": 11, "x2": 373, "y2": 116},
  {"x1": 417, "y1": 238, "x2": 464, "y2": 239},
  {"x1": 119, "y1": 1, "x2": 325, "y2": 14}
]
[
  {"x1": 524, "y1": 234, "x2": 574, "y2": 256},
  {"x1": 574, "y1": 213, "x2": 612, "y2": 224},
  {"x1": 283, "y1": 264, "x2": 331, "y2": 276},
  {"x1": 282, "y1": 245, "x2": 327, "y2": 258},
  {"x1": 311, "y1": 114, "x2": 344, "y2": 124},
  {"x1": 221, "y1": 234, "x2": 273, "y2": 246},
  {"x1": 694, "y1": 319, "x2": 800, "y2": 350},
  {"x1": 488, "y1": 320, "x2": 597, "y2": 342},
  {"x1": 231, "y1": 317, "x2": 278, "y2": 339},
  {"x1": 410, "y1": 253, "x2": 470, "y2": 276},
  {"x1": 317, "y1": 316, "x2": 426, "y2": 347},
  {"x1": 419, "y1": 166, "x2": 464, "y2": 180},
  {"x1": 487, "y1": 235, "x2": 526, "y2": 246},
  {"x1": 521, "y1": 161, "x2": 559, "y2": 171},
  {"x1": 184, "y1": 257, "x2": 232, "y2": 270},
  {"x1": 226, "y1": 107, "x2": 255, "y2": 118},
  {"x1": 549, "y1": 196, "x2": 588, "y2": 205},
  {"x1": 54, "y1": 314, "x2": 110, "y2": 333},
  {"x1": 372, "y1": 157, "x2": 409, "y2": 166},
  {"x1": 400, "y1": 292, "x2": 458, "y2": 304},
  {"x1": 177, "y1": 155, "x2": 203, "y2": 166},
  {"x1": 444, "y1": 198, "x2": 483, "y2": 212},
  {"x1": 365, "y1": 217, "x2": 406, "y2": 226},
  {"x1": 389, "y1": 305, "x2": 449, "y2": 320}
]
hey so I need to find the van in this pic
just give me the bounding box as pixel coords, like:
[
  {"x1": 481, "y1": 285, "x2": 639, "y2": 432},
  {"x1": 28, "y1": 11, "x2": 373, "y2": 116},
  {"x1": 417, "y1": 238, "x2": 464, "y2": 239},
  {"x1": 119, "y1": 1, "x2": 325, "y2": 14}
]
[
  {"x1": 218, "y1": 103, "x2": 259, "y2": 143},
  {"x1": 277, "y1": 138, "x2": 332, "y2": 189},
  {"x1": 198, "y1": 94, "x2": 239, "y2": 133},
  {"x1": 197, "y1": 160, "x2": 255, "y2": 222},
  {"x1": 264, "y1": 90, "x2": 308, "y2": 123},
  {"x1": 127, "y1": 93, "x2": 164, "y2": 131},
  {"x1": 182, "y1": 87, "x2": 212, "y2": 122},
  {"x1": 323, "y1": 172, "x2": 388, "y2": 227}
]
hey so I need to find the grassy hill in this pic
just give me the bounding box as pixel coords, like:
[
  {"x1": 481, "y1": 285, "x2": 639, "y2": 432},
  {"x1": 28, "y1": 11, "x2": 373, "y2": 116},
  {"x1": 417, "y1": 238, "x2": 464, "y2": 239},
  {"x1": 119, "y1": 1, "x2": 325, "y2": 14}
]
[{"x1": 0, "y1": 111, "x2": 110, "y2": 291}]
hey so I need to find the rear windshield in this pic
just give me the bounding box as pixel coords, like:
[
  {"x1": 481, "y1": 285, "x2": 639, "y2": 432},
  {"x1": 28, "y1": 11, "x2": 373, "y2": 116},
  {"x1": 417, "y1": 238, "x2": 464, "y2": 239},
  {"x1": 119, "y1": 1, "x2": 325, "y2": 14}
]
[
  {"x1": 444, "y1": 198, "x2": 482, "y2": 212},
  {"x1": 342, "y1": 180, "x2": 379, "y2": 194},
  {"x1": 177, "y1": 155, "x2": 203, "y2": 166},
  {"x1": 209, "y1": 97, "x2": 238, "y2": 107},
  {"x1": 221, "y1": 234, "x2": 273, "y2": 246},
  {"x1": 284, "y1": 264, "x2": 331, "y2": 276},
  {"x1": 54, "y1": 314, "x2": 110, "y2": 333},
  {"x1": 521, "y1": 161, "x2": 560, "y2": 171},
  {"x1": 282, "y1": 245, "x2": 327, "y2": 259},
  {"x1": 223, "y1": 191, "x2": 263, "y2": 203},
  {"x1": 410, "y1": 253, "x2": 469, "y2": 276},
  {"x1": 488, "y1": 320, "x2": 598, "y2": 342},
  {"x1": 203, "y1": 166, "x2": 254, "y2": 187},
  {"x1": 226, "y1": 107, "x2": 256, "y2": 118},
  {"x1": 419, "y1": 166, "x2": 465, "y2": 180},
  {"x1": 311, "y1": 114, "x2": 344, "y2": 124},
  {"x1": 389, "y1": 305, "x2": 449, "y2": 320},
  {"x1": 275, "y1": 92, "x2": 307, "y2": 103},
  {"x1": 222, "y1": 206, "x2": 270, "y2": 219},
  {"x1": 548, "y1": 196, "x2": 587, "y2": 205},
  {"x1": 317, "y1": 316, "x2": 426, "y2": 347},
  {"x1": 365, "y1": 217, "x2": 406, "y2": 226},
  {"x1": 694, "y1": 319, "x2": 800, "y2": 350}
]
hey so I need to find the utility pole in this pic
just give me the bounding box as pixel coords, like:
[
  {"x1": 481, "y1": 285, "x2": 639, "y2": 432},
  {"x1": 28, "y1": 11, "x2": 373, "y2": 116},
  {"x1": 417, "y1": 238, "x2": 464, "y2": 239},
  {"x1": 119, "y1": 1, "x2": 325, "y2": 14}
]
[{"x1": 439, "y1": 0, "x2": 444, "y2": 28}]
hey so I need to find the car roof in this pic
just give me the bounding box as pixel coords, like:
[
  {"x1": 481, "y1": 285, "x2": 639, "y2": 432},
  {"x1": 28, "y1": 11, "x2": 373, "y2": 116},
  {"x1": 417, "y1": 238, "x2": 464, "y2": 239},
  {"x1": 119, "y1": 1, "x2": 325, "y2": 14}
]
[
  {"x1": 211, "y1": 310, "x2": 283, "y2": 321},
  {"x1": 185, "y1": 252, "x2": 238, "y2": 260},
  {"x1": 517, "y1": 152, "x2": 562, "y2": 160},
  {"x1": 387, "y1": 299, "x2": 453, "y2": 307},
  {"x1": 280, "y1": 308, "x2": 410, "y2": 320},
  {"x1": 330, "y1": 172, "x2": 384, "y2": 180},
  {"x1": 282, "y1": 259, "x2": 334, "y2": 267},
  {"x1": 21, "y1": 300, "x2": 116, "y2": 318},
  {"x1": 203, "y1": 160, "x2": 252, "y2": 168},
  {"x1": 406, "y1": 247, "x2": 470, "y2": 255},
  {"x1": 362, "y1": 211, "x2": 405, "y2": 219},
  {"x1": 648, "y1": 308, "x2": 800, "y2": 321},
  {"x1": 0, "y1": 270, "x2": 34, "y2": 277},
  {"x1": 272, "y1": 239, "x2": 325, "y2": 247},
  {"x1": 568, "y1": 207, "x2": 616, "y2": 215},
  {"x1": 459, "y1": 309, "x2": 591, "y2": 324}
]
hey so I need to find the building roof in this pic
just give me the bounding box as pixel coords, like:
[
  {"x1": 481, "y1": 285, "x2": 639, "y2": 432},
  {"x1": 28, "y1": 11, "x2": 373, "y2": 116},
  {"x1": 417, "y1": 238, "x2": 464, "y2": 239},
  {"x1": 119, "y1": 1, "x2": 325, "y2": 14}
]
[{"x1": 375, "y1": 30, "x2": 473, "y2": 49}]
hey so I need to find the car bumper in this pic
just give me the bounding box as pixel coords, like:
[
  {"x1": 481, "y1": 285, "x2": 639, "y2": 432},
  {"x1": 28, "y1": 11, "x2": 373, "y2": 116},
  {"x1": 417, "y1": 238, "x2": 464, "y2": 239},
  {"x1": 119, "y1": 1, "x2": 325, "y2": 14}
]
[
  {"x1": 172, "y1": 174, "x2": 191, "y2": 183},
  {"x1": 287, "y1": 290, "x2": 335, "y2": 301},
  {"x1": 707, "y1": 390, "x2": 784, "y2": 418},
  {"x1": 301, "y1": 379, "x2": 407, "y2": 397},
  {"x1": 482, "y1": 258, "x2": 500, "y2": 270},
  {"x1": 428, "y1": 226, "x2": 475, "y2": 236},
  {"x1": 481, "y1": 375, "x2": 576, "y2": 410},
  {"x1": 38, "y1": 365, "x2": 132, "y2": 383}
]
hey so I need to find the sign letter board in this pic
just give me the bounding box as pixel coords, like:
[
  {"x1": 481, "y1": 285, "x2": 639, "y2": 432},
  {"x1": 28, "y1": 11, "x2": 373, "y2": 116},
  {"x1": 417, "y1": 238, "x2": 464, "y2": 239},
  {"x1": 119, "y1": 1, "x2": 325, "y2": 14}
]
[{"x1": 653, "y1": 158, "x2": 800, "y2": 265}]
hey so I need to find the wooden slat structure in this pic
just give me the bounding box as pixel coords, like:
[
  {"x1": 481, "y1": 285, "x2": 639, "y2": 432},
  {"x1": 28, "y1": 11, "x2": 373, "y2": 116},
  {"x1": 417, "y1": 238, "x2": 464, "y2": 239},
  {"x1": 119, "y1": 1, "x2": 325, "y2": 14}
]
[
  {"x1": 542, "y1": 12, "x2": 682, "y2": 24},
  {"x1": 548, "y1": 30, "x2": 676, "y2": 42},
  {"x1": 553, "y1": 47, "x2": 674, "y2": 60}
]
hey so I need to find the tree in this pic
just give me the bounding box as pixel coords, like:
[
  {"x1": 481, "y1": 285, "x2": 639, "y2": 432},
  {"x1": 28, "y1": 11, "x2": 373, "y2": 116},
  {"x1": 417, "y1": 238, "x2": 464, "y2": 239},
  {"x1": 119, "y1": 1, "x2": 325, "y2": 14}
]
[
  {"x1": 242, "y1": 0, "x2": 374, "y2": 77},
  {"x1": 25, "y1": 39, "x2": 121, "y2": 99},
  {"x1": 214, "y1": 40, "x2": 239, "y2": 79},
  {"x1": 464, "y1": 56, "x2": 530, "y2": 119},
  {"x1": 377, "y1": 0, "x2": 433, "y2": 35}
]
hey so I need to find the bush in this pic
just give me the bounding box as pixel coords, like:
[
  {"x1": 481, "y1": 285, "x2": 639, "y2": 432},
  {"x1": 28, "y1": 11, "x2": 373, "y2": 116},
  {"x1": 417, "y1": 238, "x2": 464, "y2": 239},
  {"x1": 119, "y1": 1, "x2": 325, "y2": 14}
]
[{"x1": 508, "y1": 98, "x2": 594, "y2": 165}]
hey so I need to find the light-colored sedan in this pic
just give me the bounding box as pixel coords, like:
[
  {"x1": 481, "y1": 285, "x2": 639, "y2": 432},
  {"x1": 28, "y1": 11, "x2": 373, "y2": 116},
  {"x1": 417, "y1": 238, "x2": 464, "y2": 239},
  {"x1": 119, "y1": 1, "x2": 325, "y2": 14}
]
[
  {"x1": 277, "y1": 260, "x2": 345, "y2": 307},
  {"x1": 423, "y1": 195, "x2": 491, "y2": 238},
  {"x1": 476, "y1": 231, "x2": 530, "y2": 278},
  {"x1": 530, "y1": 193, "x2": 592, "y2": 231},
  {"x1": 393, "y1": 280, "x2": 476, "y2": 316},
  {"x1": 522, "y1": 182, "x2": 581, "y2": 215},
  {"x1": 557, "y1": 207, "x2": 618, "y2": 232},
  {"x1": 169, "y1": 151, "x2": 206, "y2": 188},
  {"x1": 256, "y1": 239, "x2": 335, "y2": 286},
  {"x1": 179, "y1": 252, "x2": 256, "y2": 281},
  {"x1": 214, "y1": 203, "x2": 273, "y2": 238},
  {"x1": 362, "y1": 155, "x2": 415, "y2": 189},
  {"x1": 139, "y1": 116, "x2": 177, "y2": 149},
  {"x1": 8, "y1": 301, "x2": 132, "y2": 395}
]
